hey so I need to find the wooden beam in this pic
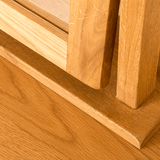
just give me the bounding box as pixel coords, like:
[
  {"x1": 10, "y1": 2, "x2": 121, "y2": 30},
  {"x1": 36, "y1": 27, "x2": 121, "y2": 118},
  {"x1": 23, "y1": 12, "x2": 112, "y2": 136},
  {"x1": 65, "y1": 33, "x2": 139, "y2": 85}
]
[
  {"x1": 0, "y1": 0, "x2": 67, "y2": 70},
  {"x1": 117, "y1": 0, "x2": 160, "y2": 109},
  {"x1": 67, "y1": 0, "x2": 120, "y2": 89}
]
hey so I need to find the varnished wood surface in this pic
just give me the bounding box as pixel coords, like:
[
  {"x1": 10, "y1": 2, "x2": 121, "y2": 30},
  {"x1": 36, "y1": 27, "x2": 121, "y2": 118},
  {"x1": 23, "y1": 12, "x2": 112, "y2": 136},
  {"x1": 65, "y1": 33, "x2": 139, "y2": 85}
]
[
  {"x1": 1, "y1": 30, "x2": 160, "y2": 149},
  {"x1": 1, "y1": 33, "x2": 160, "y2": 160},
  {"x1": 67, "y1": 0, "x2": 120, "y2": 89},
  {"x1": 0, "y1": 0, "x2": 67, "y2": 70},
  {"x1": 15, "y1": 0, "x2": 70, "y2": 32},
  {"x1": 117, "y1": 0, "x2": 160, "y2": 109}
]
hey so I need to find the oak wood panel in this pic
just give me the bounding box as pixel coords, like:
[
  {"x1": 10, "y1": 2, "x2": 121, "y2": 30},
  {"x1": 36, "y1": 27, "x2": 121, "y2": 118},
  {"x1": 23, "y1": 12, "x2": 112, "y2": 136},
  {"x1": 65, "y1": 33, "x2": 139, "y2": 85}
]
[
  {"x1": 15, "y1": 0, "x2": 70, "y2": 32},
  {"x1": 1, "y1": 30, "x2": 160, "y2": 149},
  {"x1": 0, "y1": 0, "x2": 67, "y2": 70},
  {"x1": 67, "y1": 0, "x2": 120, "y2": 89},
  {"x1": 117, "y1": 0, "x2": 160, "y2": 108},
  {"x1": 1, "y1": 32, "x2": 160, "y2": 159}
]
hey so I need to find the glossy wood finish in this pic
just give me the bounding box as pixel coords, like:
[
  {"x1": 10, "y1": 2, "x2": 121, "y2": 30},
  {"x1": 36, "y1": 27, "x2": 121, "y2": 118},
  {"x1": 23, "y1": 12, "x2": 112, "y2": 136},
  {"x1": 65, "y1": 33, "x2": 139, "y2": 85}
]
[
  {"x1": 117, "y1": 0, "x2": 160, "y2": 108},
  {"x1": 15, "y1": 0, "x2": 70, "y2": 32},
  {"x1": 1, "y1": 30, "x2": 160, "y2": 149},
  {"x1": 1, "y1": 32, "x2": 160, "y2": 159},
  {"x1": 0, "y1": 0, "x2": 67, "y2": 70},
  {"x1": 67, "y1": 0, "x2": 120, "y2": 89}
]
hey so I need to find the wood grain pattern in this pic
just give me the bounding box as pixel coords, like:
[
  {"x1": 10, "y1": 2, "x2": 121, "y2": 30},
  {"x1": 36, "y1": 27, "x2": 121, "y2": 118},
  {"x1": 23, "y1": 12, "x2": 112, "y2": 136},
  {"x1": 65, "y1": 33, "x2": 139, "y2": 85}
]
[
  {"x1": 1, "y1": 30, "x2": 160, "y2": 149},
  {"x1": 15, "y1": 0, "x2": 70, "y2": 32},
  {"x1": 67, "y1": 0, "x2": 120, "y2": 89},
  {"x1": 0, "y1": 0, "x2": 67, "y2": 70},
  {"x1": 117, "y1": 0, "x2": 160, "y2": 108},
  {"x1": 1, "y1": 31, "x2": 160, "y2": 159}
]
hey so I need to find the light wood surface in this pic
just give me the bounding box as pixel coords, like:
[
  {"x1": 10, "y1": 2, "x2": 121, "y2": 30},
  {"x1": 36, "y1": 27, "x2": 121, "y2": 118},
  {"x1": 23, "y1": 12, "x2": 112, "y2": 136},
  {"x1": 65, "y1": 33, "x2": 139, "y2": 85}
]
[
  {"x1": 1, "y1": 32, "x2": 160, "y2": 160},
  {"x1": 15, "y1": 0, "x2": 70, "y2": 32},
  {"x1": 67, "y1": 0, "x2": 120, "y2": 89},
  {"x1": 117, "y1": 0, "x2": 160, "y2": 109},
  {"x1": 0, "y1": 0, "x2": 67, "y2": 70},
  {"x1": 1, "y1": 30, "x2": 160, "y2": 149}
]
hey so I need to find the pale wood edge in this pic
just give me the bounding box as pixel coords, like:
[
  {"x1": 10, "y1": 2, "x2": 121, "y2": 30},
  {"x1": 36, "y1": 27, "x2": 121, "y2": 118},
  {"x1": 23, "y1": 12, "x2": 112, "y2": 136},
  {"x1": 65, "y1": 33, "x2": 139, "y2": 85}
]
[
  {"x1": 1, "y1": 37, "x2": 160, "y2": 149},
  {"x1": 14, "y1": 0, "x2": 69, "y2": 32},
  {"x1": 0, "y1": 0, "x2": 68, "y2": 70}
]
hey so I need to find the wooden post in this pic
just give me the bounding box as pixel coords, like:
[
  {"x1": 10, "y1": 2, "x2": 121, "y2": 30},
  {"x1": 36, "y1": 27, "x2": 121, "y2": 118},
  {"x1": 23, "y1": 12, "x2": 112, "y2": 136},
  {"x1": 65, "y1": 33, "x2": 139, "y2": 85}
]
[
  {"x1": 117, "y1": 0, "x2": 160, "y2": 109},
  {"x1": 67, "y1": 0, "x2": 120, "y2": 89}
]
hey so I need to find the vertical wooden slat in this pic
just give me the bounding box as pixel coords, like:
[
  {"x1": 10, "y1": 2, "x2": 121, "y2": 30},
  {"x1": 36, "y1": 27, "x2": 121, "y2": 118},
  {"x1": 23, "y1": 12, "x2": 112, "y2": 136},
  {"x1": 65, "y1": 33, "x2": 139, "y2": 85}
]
[
  {"x1": 117, "y1": 0, "x2": 160, "y2": 109},
  {"x1": 67, "y1": 0, "x2": 120, "y2": 89}
]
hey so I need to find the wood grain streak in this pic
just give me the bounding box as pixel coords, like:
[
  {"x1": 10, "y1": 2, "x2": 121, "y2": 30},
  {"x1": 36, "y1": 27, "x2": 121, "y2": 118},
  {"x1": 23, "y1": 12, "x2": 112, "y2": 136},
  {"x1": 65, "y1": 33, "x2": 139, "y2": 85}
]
[
  {"x1": 117, "y1": 0, "x2": 160, "y2": 108},
  {"x1": 0, "y1": 30, "x2": 160, "y2": 159},
  {"x1": 67, "y1": 0, "x2": 120, "y2": 89}
]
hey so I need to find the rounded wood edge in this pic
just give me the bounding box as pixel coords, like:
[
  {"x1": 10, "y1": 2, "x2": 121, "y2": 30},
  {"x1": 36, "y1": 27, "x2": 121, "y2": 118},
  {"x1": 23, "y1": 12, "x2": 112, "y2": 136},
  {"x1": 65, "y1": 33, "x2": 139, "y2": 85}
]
[{"x1": 140, "y1": 121, "x2": 160, "y2": 149}]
